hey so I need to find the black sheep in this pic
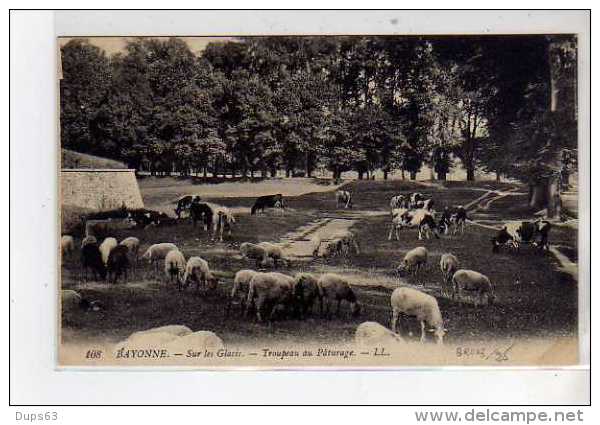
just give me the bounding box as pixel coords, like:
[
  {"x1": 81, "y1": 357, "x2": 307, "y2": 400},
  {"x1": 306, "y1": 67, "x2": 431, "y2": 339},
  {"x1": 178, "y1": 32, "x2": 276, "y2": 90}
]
[
  {"x1": 80, "y1": 243, "x2": 107, "y2": 281},
  {"x1": 106, "y1": 244, "x2": 130, "y2": 283}
]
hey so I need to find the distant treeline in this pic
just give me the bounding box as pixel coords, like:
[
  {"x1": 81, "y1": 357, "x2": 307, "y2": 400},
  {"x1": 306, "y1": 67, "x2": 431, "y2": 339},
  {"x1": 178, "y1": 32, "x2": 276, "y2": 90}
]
[{"x1": 60, "y1": 35, "x2": 577, "y2": 188}]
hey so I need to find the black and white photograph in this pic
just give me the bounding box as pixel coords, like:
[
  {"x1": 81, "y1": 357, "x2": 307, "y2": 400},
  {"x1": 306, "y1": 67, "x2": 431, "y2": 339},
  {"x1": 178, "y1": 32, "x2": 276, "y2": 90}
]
[{"x1": 57, "y1": 31, "x2": 582, "y2": 367}]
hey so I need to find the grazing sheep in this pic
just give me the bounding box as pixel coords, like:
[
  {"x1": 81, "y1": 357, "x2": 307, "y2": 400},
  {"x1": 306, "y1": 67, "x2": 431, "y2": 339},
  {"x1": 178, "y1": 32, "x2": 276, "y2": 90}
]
[
  {"x1": 81, "y1": 235, "x2": 97, "y2": 248},
  {"x1": 257, "y1": 242, "x2": 288, "y2": 267},
  {"x1": 164, "y1": 250, "x2": 186, "y2": 288},
  {"x1": 80, "y1": 242, "x2": 106, "y2": 281},
  {"x1": 397, "y1": 247, "x2": 428, "y2": 279},
  {"x1": 227, "y1": 269, "x2": 259, "y2": 317},
  {"x1": 183, "y1": 256, "x2": 218, "y2": 291},
  {"x1": 390, "y1": 287, "x2": 446, "y2": 344},
  {"x1": 316, "y1": 273, "x2": 361, "y2": 319},
  {"x1": 451, "y1": 269, "x2": 496, "y2": 306},
  {"x1": 294, "y1": 273, "x2": 321, "y2": 316},
  {"x1": 141, "y1": 243, "x2": 178, "y2": 273},
  {"x1": 320, "y1": 238, "x2": 344, "y2": 258},
  {"x1": 61, "y1": 235, "x2": 75, "y2": 258},
  {"x1": 439, "y1": 253, "x2": 459, "y2": 287},
  {"x1": 240, "y1": 242, "x2": 269, "y2": 268},
  {"x1": 61, "y1": 289, "x2": 102, "y2": 314},
  {"x1": 119, "y1": 237, "x2": 140, "y2": 265},
  {"x1": 321, "y1": 230, "x2": 360, "y2": 258},
  {"x1": 106, "y1": 245, "x2": 130, "y2": 283},
  {"x1": 246, "y1": 272, "x2": 296, "y2": 322},
  {"x1": 99, "y1": 237, "x2": 118, "y2": 265},
  {"x1": 311, "y1": 234, "x2": 322, "y2": 257},
  {"x1": 165, "y1": 330, "x2": 224, "y2": 352},
  {"x1": 354, "y1": 321, "x2": 404, "y2": 346}
]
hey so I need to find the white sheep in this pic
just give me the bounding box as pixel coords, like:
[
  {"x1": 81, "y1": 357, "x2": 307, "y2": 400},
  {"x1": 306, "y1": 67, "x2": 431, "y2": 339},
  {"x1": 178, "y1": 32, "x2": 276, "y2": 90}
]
[
  {"x1": 246, "y1": 272, "x2": 296, "y2": 322},
  {"x1": 61, "y1": 235, "x2": 75, "y2": 258},
  {"x1": 164, "y1": 249, "x2": 186, "y2": 288},
  {"x1": 354, "y1": 321, "x2": 404, "y2": 346},
  {"x1": 183, "y1": 256, "x2": 218, "y2": 291},
  {"x1": 317, "y1": 273, "x2": 361, "y2": 319},
  {"x1": 141, "y1": 243, "x2": 178, "y2": 273},
  {"x1": 390, "y1": 286, "x2": 446, "y2": 344},
  {"x1": 451, "y1": 269, "x2": 496, "y2": 306},
  {"x1": 439, "y1": 253, "x2": 459, "y2": 288},
  {"x1": 239, "y1": 242, "x2": 269, "y2": 268},
  {"x1": 227, "y1": 269, "x2": 259, "y2": 317},
  {"x1": 120, "y1": 236, "x2": 140, "y2": 276},
  {"x1": 61, "y1": 289, "x2": 102, "y2": 314},
  {"x1": 397, "y1": 247, "x2": 428, "y2": 279},
  {"x1": 257, "y1": 242, "x2": 288, "y2": 267},
  {"x1": 166, "y1": 330, "x2": 224, "y2": 352},
  {"x1": 331, "y1": 230, "x2": 360, "y2": 255},
  {"x1": 99, "y1": 237, "x2": 118, "y2": 266}
]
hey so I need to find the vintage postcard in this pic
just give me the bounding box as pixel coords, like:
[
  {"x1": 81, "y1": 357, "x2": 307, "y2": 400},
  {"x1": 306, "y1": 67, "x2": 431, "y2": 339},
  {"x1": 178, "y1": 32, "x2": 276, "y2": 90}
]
[{"x1": 58, "y1": 33, "x2": 582, "y2": 368}]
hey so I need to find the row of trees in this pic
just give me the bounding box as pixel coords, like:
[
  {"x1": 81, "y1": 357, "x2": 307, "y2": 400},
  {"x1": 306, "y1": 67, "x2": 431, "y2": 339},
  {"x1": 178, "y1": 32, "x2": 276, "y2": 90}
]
[{"x1": 60, "y1": 35, "x2": 577, "y2": 216}]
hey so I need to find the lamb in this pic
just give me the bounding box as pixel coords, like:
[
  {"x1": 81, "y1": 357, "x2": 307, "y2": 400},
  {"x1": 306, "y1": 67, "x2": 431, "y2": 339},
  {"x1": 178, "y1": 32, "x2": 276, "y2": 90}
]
[
  {"x1": 106, "y1": 244, "x2": 130, "y2": 284},
  {"x1": 227, "y1": 269, "x2": 259, "y2": 317},
  {"x1": 397, "y1": 247, "x2": 428, "y2": 278},
  {"x1": 316, "y1": 273, "x2": 361, "y2": 319},
  {"x1": 80, "y1": 235, "x2": 97, "y2": 248},
  {"x1": 239, "y1": 242, "x2": 269, "y2": 268},
  {"x1": 164, "y1": 249, "x2": 186, "y2": 289},
  {"x1": 294, "y1": 273, "x2": 321, "y2": 316},
  {"x1": 246, "y1": 272, "x2": 297, "y2": 322},
  {"x1": 99, "y1": 237, "x2": 118, "y2": 265},
  {"x1": 439, "y1": 253, "x2": 459, "y2": 285},
  {"x1": 61, "y1": 235, "x2": 75, "y2": 258},
  {"x1": 80, "y1": 242, "x2": 106, "y2": 281},
  {"x1": 451, "y1": 269, "x2": 496, "y2": 306},
  {"x1": 331, "y1": 230, "x2": 360, "y2": 255},
  {"x1": 183, "y1": 256, "x2": 218, "y2": 291},
  {"x1": 354, "y1": 321, "x2": 404, "y2": 346},
  {"x1": 141, "y1": 243, "x2": 178, "y2": 273},
  {"x1": 257, "y1": 242, "x2": 288, "y2": 267},
  {"x1": 390, "y1": 286, "x2": 446, "y2": 344}
]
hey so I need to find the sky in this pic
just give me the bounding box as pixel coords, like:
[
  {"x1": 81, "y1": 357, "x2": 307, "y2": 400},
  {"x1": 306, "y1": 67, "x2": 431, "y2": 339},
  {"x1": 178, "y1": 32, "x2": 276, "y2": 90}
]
[{"x1": 58, "y1": 36, "x2": 236, "y2": 56}]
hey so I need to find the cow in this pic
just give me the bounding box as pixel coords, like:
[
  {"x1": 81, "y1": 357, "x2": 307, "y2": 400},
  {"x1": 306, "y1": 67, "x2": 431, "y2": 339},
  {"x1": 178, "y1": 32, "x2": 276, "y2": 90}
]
[
  {"x1": 491, "y1": 220, "x2": 552, "y2": 252},
  {"x1": 189, "y1": 202, "x2": 235, "y2": 241},
  {"x1": 390, "y1": 195, "x2": 409, "y2": 210},
  {"x1": 251, "y1": 194, "x2": 285, "y2": 215},
  {"x1": 335, "y1": 190, "x2": 353, "y2": 209},
  {"x1": 414, "y1": 198, "x2": 434, "y2": 211},
  {"x1": 408, "y1": 193, "x2": 425, "y2": 209},
  {"x1": 174, "y1": 195, "x2": 202, "y2": 219},
  {"x1": 439, "y1": 206, "x2": 468, "y2": 235},
  {"x1": 388, "y1": 209, "x2": 440, "y2": 241}
]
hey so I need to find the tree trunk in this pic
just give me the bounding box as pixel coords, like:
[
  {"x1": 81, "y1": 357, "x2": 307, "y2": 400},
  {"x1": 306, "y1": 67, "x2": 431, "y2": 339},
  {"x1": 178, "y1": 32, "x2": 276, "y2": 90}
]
[
  {"x1": 286, "y1": 169, "x2": 291, "y2": 178},
  {"x1": 466, "y1": 167, "x2": 475, "y2": 181},
  {"x1": 529, "y1": 182, "x2": 548, "y2": 209},
  {"x1": 410, "y1": 171, "x2": 417, "y2": 180},
  {"x1": 401, "y1": 169, "x2": 405, "y2": 180},
  {"x1": 546, "y1": 177, "x2": 562, "y2": 219},
  {"x1": 383, "y1": 169, "x2": 389, "y2": 180},
  {"x1": 358, "y1": 171, "x2": 364, "y2": 180},
  {"x1": 496, "y1": 172, "x2": 501, "y2": 182},
  {"x1": 437, "y1": 171, "x2": 447, "y2": 181},
  {"x1": 203, "y1": 166, "x2": 207, "y2": 178}
]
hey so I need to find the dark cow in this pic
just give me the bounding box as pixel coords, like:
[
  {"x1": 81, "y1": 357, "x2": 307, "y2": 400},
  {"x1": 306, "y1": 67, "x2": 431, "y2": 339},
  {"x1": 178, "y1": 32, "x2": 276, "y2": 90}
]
[
  {"x1": 439, "y1": 206, "x2": 468, "y2": 235},
  {"x1": 106, "y1": 245, "x2": 130, "y2": 283},
  {"x1": 388, "y1": 209, "x2": 440, "y2": 240},
  {"x1": 408, "y1": 193, "x2": 425, "y2": 209},
  {"x1": 189, "y1": 202, "x2": 214, "y2": 230},
  {"x1": 491, "y1": 220, "x2": 552, "y2": 252},
  {"x1": 80, "y1": 243, "x2": 107, "y2": 281},
  {"x1": 174, "y1": 195, "x2": 202, "y2": 219},
  {"x1": 251, "y1": 194, "x2": 285, "y2": 215}
]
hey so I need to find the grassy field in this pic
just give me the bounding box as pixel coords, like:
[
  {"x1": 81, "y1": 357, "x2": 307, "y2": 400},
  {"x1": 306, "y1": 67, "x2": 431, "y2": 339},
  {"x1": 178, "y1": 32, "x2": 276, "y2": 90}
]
[{"x1": 61, "y1": 177, "x2": 579, "y2": 347}]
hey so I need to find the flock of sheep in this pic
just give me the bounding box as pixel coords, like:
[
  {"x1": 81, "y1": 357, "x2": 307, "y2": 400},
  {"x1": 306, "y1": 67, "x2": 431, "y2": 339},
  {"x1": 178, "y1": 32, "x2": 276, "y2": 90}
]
[{"x1": 61, "y1": 186, "x2": 540, "y2": 348}]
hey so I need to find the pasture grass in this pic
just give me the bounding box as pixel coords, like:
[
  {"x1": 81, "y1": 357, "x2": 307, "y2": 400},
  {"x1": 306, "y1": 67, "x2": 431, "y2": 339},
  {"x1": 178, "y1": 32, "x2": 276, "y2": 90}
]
[{"x1": 61, "y1": 178, "x2": 579, "y2": 346}]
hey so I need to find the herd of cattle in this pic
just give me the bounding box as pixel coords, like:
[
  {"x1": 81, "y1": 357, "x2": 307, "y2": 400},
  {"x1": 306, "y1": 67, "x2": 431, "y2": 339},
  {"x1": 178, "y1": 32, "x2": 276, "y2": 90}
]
[{"x1": 61, "y1": 187, "x2": 554, "y2": 345}]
